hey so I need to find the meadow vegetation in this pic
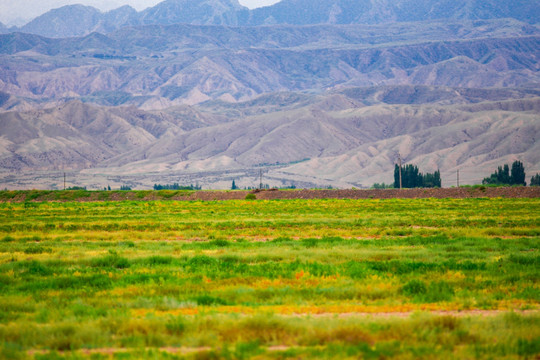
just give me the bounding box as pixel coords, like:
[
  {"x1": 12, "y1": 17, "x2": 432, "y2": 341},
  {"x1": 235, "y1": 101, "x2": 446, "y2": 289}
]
[{"x1": 0, "y1": 196, "x2": 538, "y2": 359}]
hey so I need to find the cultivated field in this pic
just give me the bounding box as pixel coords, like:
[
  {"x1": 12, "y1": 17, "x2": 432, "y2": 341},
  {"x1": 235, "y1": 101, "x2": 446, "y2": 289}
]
[{"x1": 0, "y1": 192, "x2": 539, "y2": 359}]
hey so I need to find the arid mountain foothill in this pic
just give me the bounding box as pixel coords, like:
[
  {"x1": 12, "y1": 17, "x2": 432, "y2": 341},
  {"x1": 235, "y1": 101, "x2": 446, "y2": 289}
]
[{"x1": 0, "y1": 0, "x2": 539, "y2": 190}]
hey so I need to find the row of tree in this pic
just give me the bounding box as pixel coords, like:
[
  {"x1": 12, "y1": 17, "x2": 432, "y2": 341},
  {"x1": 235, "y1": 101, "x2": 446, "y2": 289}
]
[
  {"x1": 390, "y1": 160, "x2": 539, "y2": 189},
  {"x1": 482, "y1": 161, "x2": 526, "y2": 186},
  {"x1": 393, "y1": 164, "x2": 441, "y2": 189},
  {"x1": 231, "y1": 180, "x2": 298, "y2": 190},
  {"x1": 153, "y1": 183, "x2": 201, "y2": 190},
  {"x1": 101, "y1": 185, "x2": 132, "y2": 190}
]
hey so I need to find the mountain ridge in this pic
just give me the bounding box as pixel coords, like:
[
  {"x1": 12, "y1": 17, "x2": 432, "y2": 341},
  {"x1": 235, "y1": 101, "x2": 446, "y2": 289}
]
[
  {"x1": 1, "y1": 21, "x2": 538, "y2": 107},
  {"x1": 6, "y1": 0, "x2": 540, "y2": 38}
]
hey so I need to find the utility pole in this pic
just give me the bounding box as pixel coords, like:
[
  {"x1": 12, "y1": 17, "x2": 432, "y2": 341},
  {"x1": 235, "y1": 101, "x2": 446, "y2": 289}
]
[
  {"x1": 457, "y1": 169, "x2": 460, "y2": 188},
  {"x1": 63, "y1": 172, "x2": 66, "y2": 190},
  {"x1": 259, "y1": 169, "x2": 263, "y2": 189},
  {"x1": 398, "y1": 153, "x2": 402, "y2": 190}
]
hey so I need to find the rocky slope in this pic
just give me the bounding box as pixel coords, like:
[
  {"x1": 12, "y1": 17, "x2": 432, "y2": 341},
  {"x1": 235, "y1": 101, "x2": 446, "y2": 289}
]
[
  {"x1": 0, "y1": 100, "x2": 223, "y2": 172},
  {"x1": 247, "y1": 0, "x2": 540, "y2": 26},
  {"x1": 1, "y1": 87, "x2": 539, "y2": 189},
  {"x1": 1, "y1": 20, "x2": 538, "y2": 108}
]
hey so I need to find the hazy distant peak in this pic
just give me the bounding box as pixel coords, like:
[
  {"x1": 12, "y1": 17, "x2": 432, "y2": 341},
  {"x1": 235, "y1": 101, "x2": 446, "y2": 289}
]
[
  {"x1": 46, "y1": 4, "x2": 102, "y2": 15},
  {"x1": 247, "y1": 0, "x2": 540, "y2": 25},
  {"x1": 20, "y1": 4, "x2": 103, "y2": 38},
  {"x1": 6, "y1": 0, "x2": 540, "y2": 38},
  {"x1": 140, "y1": 0, "x2": 248, "y2": 26},
  {"x1": 145, "y1": 0, "x2": 247, "y2": 12},
  {"x1": 105, "y1": 5, "x2": 138, "y2": 15}
]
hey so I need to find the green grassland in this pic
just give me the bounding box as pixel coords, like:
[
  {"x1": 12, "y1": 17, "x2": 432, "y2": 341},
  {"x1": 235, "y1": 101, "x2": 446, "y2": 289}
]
[{"x1": 0, "y1": 196, "x2": 539, "y2": 359}]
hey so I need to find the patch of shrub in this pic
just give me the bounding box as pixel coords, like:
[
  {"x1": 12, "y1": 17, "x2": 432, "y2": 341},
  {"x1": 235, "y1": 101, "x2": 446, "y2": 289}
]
[
  {"x1": 157, "y1": 190, "x2": 179, "y2": 199},
  {"x1": 118, "y1": 241, "x2": 135, "y2": 248},
  {"x1": 23, "y1": 245, "x2": 52, "y2": 254},
  {"x1": 220, "y1": 255, "x2": 241, "y2": 264},
  {"x1": 25, "y1": 190, "x2": 49, "y2": 201},
  {"x1": 272, "y1": 237, "x2": 293, "y2": 244},
  {"x1": 508, "y1": 254, "x2": 539, "y2": 266},
  {"x1": 91, "y1": 254, "x2": 130, "y2": 269},
  {"x1": 210, "y1": 239, "x2": 231, "y2": 247},
  {"x1": 233, "y1": 340, "x2": 264, "y2": 360},
  {"x1": 0, "y1": 342, "x2": 24, "y2": 360},
  {"x1": 194, "y1": 294, "x2": 228, "y2": 306},
  {"x1": 135, "y1": 190, "x2": 151, "y2": 199},
  {"x1": 20, "y1": 235, "x2": 42, "y2": 243},
  {"x1": 346, "y1": 262, "x2": 369, "y2": 279},
  {"x1": 517, "y1": 337, "x2": 540, "y2": 357},
  {"x1": 144, "y1": 256, "x2": 174, "y2": 266},
  {"x1": 302, "y1": 238, "x2": 318, "y2": 248},
  {"x1": 0, "y1": 191, "x2": 19, "y2": 200},
  {"x1": 424, "y1": 281, "x2": 455, "y2": 302},
  {"x1": 401, "y1": 279, "x2": 427, "y2": 296},
  {"x1": 187, "y1": 255, "x2": 218, "y2": 268},
  {"x1": 429, "y1": 316, "x2": 462, "y2": 331},
  {"x1": 165, "y1": 316, "x2": 186, "y2": 335},
  {"x1": 22, "y1": 260, "x2": 52, "y2": 276}
]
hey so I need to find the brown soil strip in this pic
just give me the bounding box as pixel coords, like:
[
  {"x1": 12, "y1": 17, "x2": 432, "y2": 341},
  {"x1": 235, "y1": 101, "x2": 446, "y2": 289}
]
[
  {"x1": 5, "y1": 187, "x2": 540, "y2": 203},
  {"x1": 166, "y1": 187, "x2": 540, "y2": 200}
]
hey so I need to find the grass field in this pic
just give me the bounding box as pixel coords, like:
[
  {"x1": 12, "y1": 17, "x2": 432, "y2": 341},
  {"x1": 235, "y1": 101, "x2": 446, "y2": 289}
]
[{"x1": 0, "y1": 195, "x2": 539, "y2": 359}]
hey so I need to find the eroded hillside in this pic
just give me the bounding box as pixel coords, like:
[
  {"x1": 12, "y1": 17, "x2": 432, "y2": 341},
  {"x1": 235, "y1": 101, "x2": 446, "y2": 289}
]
[{"x1": 1, "y1": 86, "x2": 539, "y2": 189}]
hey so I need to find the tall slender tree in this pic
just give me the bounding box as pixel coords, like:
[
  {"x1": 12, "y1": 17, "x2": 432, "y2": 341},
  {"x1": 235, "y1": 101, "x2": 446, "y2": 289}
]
[{"x1": 511, "y1": 161, "x2": 526, "y2": 186}]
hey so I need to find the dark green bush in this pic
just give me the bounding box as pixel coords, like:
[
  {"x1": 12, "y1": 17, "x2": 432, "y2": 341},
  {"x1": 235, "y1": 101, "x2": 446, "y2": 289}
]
[
  {"x1": 188, "y1": 255, "x2": 218, "y2": 268},
  {"x1": 165, "y1": 316, "x2": 186, "y2": 335},
  {"x1": 194, "y1": 294, "x2": 228, "y2": 306},
  {"x1": 401, "y1": 280, "x2": 427, "y2": 296},
  {"x1": 23, "y1": 260, "x2": 52, "y2": 276},
  {"x1": 347, "y1": 262, "x2": 369, "y2": 279},
  {"x1": 508, "y1": 254, "x2": 539, "y2": 266},
  {"x1": 144, "y1": 256, "x2": 174, "y2": 266},
  {"x1": 302, "y1": 238, "x2": 318, "y2": 248},
  {"x1": 210, "y1": 239, "x2": 231, "y2": 247},
  {"x1": 424, "y1": 281, "x2": 455, "y2": 302},
  {"x1": 1, "y1": 236, "x2": 15, "y2": 242},
  {"x1": 517, "y1": 337, "x2": 540, "y2": 357},
  {"x1": 23, "y1": 245, "x2": 51, "y2": 254},
  {"x1": 91, "y1": 254, "x2": 130, "y2": 269}
]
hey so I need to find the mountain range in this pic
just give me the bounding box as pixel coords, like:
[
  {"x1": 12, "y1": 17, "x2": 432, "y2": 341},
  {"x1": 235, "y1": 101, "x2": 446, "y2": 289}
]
[
  {"x1": 6, "y1": 0, "x2": 540, "y2": 38},
  {"x1": 0, "y1": 0, "x2": 539, "y2": 189},
  {"x1": 1, "y1": 20, "x2": 539, "y2": 109},
  {"x1": 1, "y1": 86, "x2": 539, "y2": 189}
]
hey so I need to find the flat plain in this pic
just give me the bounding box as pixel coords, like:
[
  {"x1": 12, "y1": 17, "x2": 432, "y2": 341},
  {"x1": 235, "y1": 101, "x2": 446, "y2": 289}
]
[{"x1": 0, "y1": 191, "x2": 539, "y2": 359}]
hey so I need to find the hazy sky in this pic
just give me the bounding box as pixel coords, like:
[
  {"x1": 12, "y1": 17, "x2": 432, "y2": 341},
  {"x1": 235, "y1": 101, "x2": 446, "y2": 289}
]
[{"x1": 0, "y1": 0, "x2": 282, "y2": 26}]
